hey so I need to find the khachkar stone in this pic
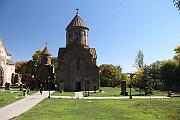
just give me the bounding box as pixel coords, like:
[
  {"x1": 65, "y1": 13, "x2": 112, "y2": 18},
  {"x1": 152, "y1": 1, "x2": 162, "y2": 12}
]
[{"x1": 56, "y1": 11, "x2": 99, "y2": 92}]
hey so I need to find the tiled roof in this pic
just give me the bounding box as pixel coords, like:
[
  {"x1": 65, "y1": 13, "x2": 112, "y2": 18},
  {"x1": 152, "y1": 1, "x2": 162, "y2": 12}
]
[{"x1": 66, "y1": 15, "x2": 89, "y2": 31}]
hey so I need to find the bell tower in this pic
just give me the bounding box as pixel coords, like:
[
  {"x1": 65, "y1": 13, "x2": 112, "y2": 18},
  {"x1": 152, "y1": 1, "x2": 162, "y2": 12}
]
[
  {"x1": 57, "y1": 9, "x2": 99, "y2": 92},
  {"x1": 66, "y1": 9, "x2": 89, "y2": 48}
]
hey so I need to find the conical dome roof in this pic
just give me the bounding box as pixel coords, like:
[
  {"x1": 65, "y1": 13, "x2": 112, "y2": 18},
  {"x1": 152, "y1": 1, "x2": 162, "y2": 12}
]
[
  {"x1": 41, "y1": 47, "x2": 51, "y2": 56},
  {"x1": 66, "y1": 14, "x2": 89, "y2": 31}
]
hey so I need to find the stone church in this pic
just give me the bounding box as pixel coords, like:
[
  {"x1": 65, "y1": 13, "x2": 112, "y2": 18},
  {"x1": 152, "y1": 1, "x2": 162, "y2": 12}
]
[
  {"x1": 36, "y1": 46, "x2": 55, "y2": 89},
  {"x1": 56, "y1": 12, "x2": 99, "y2": 91},
  {"x1": 0, "y1": 38, "x2": 15, "y2": 86}
]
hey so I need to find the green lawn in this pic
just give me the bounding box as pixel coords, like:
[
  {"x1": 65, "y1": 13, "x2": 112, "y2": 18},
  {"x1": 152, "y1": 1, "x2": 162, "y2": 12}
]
[
  {"x1": 0, "y1": 89, "x2": 37, "y2": 108},
  {"x1": 17, "y1": 98, "x2": 180, "y2": 120},
  {"x1": 89, "y1": 87, "x2": 169, "y2": 97},
  {"x1": 0, "y1": 90, "x2": 24, "y2": 108},
  {"x1": 52, "y1": 91, "x2": 74, "y2": 96}
]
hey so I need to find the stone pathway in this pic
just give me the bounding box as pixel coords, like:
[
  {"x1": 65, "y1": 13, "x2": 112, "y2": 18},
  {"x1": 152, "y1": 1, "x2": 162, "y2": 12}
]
[
  {"x1": 51, "y1": 95, "x2": 170, "y2": 99},
  {"x1": 0, "y1": 91, "x2": 54, "y2": 120},
  {"x1": 75, "y1": 92, "x2": 83, "y2": 98}
]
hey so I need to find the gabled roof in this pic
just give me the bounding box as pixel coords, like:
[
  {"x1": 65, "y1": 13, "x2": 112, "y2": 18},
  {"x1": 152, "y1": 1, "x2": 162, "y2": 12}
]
[{"x1": 66, "y1": 14, "x2": 89, "y2": 31}]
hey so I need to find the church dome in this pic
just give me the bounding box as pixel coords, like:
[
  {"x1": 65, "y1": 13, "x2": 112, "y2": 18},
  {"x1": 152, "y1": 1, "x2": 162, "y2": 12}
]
[
  {"x1": 41, "y1": 47, "x2": 51, "y2": 56},
  {"x1": 66, "y1": 15, "x2": 89, "y2": 31}
]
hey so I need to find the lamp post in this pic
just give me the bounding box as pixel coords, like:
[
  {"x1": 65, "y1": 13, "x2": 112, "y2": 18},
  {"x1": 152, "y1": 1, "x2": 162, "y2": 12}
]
[
  {"x1": 87, "y1": 79, "x2": 89, "y2": 96},
  {"x1": 85, "y1": 77, "x2": 87, "y2": 93},
  {"x1": 129, "y1": 73, "x2": 135, "y2": 99},
  {"x1": 129, "y1": 82, "x2": 132, "y2": 99},
  {"x1": 48, "y1": 76, "x2": 51, "y2": 98}
]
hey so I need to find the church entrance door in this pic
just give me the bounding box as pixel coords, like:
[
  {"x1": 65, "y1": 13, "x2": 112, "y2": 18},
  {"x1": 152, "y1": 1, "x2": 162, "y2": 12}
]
[{"x1": 76, "y1": 82, "x2": 81, "y2": 91}]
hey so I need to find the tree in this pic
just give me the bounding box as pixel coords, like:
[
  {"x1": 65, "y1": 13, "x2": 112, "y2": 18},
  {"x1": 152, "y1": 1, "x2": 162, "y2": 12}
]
[
  {"x1": 113, "y1": 65, "x2": 122, "y2": 87},
  {"x1": 15, "y1": 61, "x2": 27, "y2": 74},
  {"x1": 138, "y1": 65, "x2": 153, "y2": 95},
  {"x1": 173, "y1": 46, "x2": 180, "y2": 61},
  {"x1": 121, "y1": 73, "x2": 128, "y2": 80},
  {"x1": 173, "y1": 0, "x2": 180, "y2": 10},
  {"x1": 133, "y1": 50, "x2": 153, "y2": 95},
  {"x1": 132, "y1": 65, "x2": 153, "y2": 95},
  {"x1": 160, "y1": 60, "x2": 179, "y2": 90},
  {"x1": 99, "y1": 64, "x2": 122, "y2": 87},
  {"x1": 15, "y1": 50, "x2": 43, "y2": 75},
  {"x1": 32, "y1": 50, "x2": 42, "y2": 65},
  {"x1": 135, "y1": 49, "x2": 144, "y2": 69},
  {"x1": 131, "y1": 68, "x2": 144, "y2": 90},
  {"x1": 15, "y1": 60, "x2": 35, "y2": 75},
  {"x1": 149, "y1": 61, "x2": 162, "y2": 89}
]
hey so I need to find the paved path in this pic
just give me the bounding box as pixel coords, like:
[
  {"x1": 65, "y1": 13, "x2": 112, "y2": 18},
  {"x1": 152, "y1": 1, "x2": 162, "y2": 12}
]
[
  {"x1": 0, "y1": 91, "x2": 54, "y2": 120},
  {"x1": 51, "y1": 95, "x2": 170, "y2": 99},
  {"x1": 75, "y1": 92, "x2": 83, "y2": 98}
]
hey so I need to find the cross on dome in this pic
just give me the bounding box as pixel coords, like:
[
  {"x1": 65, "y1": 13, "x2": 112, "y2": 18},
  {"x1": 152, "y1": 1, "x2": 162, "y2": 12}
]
[{"x1": 76, "y1": 8, "x2": 79, "y2": 15}]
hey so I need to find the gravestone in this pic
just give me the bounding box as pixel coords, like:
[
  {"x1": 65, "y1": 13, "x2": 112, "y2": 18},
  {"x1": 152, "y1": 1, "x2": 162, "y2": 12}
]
[
  {"x1": 59, "y1": 83, "x2": 64, "y2": 92},
  {"x1": 5, "y1": 82, "x2": 10, "y2": 90},
  {"x1": 120, "y1": 80, "x2": 128, "y2": 96}
]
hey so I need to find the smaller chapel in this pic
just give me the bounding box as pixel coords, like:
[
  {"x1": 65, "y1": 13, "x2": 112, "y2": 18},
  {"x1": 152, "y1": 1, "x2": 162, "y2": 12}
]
[
  {"x1": 36, "y1": 46, "x2": 55, "y2": 90},
  {"x1": 0, "y1": 38, "x2": 15, "y2": 86},
  {"x1": 56, "y1": 11, "x2": 99, "y2": 91}
]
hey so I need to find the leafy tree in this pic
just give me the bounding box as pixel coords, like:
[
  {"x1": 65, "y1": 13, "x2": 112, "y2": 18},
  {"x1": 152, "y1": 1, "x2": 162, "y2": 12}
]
[
  {"x1": 149, "y1": 61, "x2": 162, "y2": 89},
  {"x1": 16, "y1": 50, "x2": 43, "y2": 75},
  {"x1": 32, "y1": 50, "x2": 42, "y2": 65},
  {"x1": 99, "y1": 64, "x2": 122, "y2": 87},
  {"x1": 131, "y1": 68, "x2": 144, "y2": 89},
  {"x1": 173, "y1": 45, "x2": 180, "y2": 61},
  {"x1": 160, "y1": 60, "x2": 179, "y2": 90},
  {"x1": 135, "y1": 49, "x2": 144, "y2": 69},
  {"x1": 15, "y1": 61, "x2": 27, "y2": 74},
  {"x1": 132, "y1": 66, "x2": 153, "y2": 95},
  {"x1": 121, "y1": 73, "x2": 128, "y2": 80},
  {"x1": 173, "y1": 0, "x2": 180, "y2": 10},
  {"x1": 15, "y1": 60, "x2": 35, "y2": 75},
  {"x1": 113, "y1": 65, "x2": 122, "y2": 87}
]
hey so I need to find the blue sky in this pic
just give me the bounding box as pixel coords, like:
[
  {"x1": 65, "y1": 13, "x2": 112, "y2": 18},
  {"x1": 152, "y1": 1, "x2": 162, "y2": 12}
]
[{"x1": 0, "y1": 0, "x2": 180, "y2": 72}]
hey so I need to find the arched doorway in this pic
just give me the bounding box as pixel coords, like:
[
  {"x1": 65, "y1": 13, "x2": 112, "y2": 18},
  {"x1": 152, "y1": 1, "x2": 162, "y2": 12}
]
[{"x1": 0, "y1": 66, "x2": 4, "y2": 86}]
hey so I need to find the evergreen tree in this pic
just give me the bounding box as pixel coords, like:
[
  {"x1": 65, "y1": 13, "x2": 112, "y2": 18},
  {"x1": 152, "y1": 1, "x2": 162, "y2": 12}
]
[
  {"x1": 138, "y1": 65, "x2": 153, "y2": 95},
  {"x1": 135, "y1": 49, "x2": 144, "y2": 69}
]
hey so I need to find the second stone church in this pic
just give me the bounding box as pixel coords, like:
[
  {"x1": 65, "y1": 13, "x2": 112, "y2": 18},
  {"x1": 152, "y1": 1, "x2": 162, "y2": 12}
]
[{"x1": 56, "y1": 12, "x2": 99, "y2": 91}]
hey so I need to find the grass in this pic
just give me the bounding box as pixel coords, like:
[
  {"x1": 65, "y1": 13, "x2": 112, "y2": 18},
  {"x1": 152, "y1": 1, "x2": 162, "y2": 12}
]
[
  {"x1": 52, "y1": 91, "x2": 74, "y2": 96},
  {"x1": 17, "y1": 98, "x2": 180, "y2": 120},
  {"x1": 89, "y1": 87, "x2": 170, "y2": 97},
  {"x1": 0, "y1": 90, "x2": 24, "y2": 108},
  {"x1": 0, "y1": 89, "x2": 37, "y2": 108}
]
